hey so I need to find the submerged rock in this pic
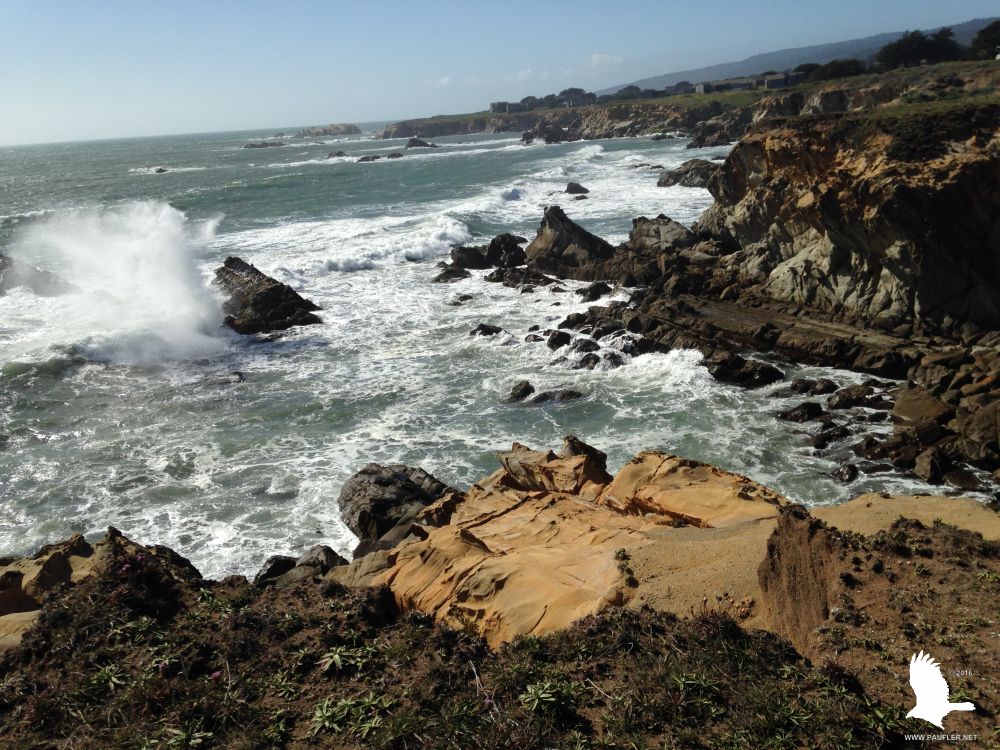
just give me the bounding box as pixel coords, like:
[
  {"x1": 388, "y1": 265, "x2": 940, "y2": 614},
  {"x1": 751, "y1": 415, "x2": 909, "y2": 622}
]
[
  {"x1": 405, "y1": 137, "x2": 438, "y2": 148},
  {"x1": 213, "y1": 256, "x2": 322, "y2": 334},
  {"x1": 242, "y1": 141, "x2": 284, "y2": 149}
]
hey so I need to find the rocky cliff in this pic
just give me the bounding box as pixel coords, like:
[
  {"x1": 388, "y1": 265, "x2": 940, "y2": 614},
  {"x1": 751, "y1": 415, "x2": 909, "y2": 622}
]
[
  {"x1": 521, "y1": 89, "x2": 1000, "y2": 480},
  {"x1": 3, "y1": 438, "x2": 998, "y2": 747}
]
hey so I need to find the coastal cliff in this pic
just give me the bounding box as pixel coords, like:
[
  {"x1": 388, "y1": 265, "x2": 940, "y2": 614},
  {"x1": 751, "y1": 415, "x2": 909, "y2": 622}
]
[{"x1": 2, "y1": 438, "x2": 997, "y2": 747}]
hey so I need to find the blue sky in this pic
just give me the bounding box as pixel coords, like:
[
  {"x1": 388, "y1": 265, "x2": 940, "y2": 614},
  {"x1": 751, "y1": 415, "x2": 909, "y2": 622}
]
[{"x1": 1, "y1": 0, "x2": 997, "y2": 145}]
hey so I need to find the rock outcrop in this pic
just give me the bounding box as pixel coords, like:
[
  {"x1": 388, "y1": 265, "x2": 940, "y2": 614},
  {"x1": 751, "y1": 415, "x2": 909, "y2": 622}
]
[
  {"x1": 331, "y1": 437, "x2": 787, "y2": 645},
  {"x1": 656, "y1": 158, "x2": 721, "y2": 188},
  {"x1": 295, "y1": 123, "x2": 361, "y2": 138},
  {"x1": 213, "y1": 256, "x2": 322, "y2": 334},
  {"x1": 241, "y1": 141, "x2": 284, "y2": 149}
]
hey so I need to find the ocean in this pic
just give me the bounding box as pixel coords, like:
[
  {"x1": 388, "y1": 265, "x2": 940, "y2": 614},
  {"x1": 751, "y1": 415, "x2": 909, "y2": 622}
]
[{"x1": 0, "y1": 125, "x2": 944, "y2": 577}]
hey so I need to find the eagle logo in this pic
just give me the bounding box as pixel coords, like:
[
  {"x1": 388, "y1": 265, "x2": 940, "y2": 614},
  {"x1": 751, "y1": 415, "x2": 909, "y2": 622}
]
[{"x1": 906, "y1": 651, "x2": 975, "y2": 729}]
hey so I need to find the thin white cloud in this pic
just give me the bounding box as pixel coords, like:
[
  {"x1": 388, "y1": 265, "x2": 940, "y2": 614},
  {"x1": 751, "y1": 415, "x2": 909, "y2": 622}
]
[
  {"x1": 588, "y1": 53, "x2": 624, "y2": 68},
  {"x1": 437, "y1": 76, "x2": 452, "y2": 88}
]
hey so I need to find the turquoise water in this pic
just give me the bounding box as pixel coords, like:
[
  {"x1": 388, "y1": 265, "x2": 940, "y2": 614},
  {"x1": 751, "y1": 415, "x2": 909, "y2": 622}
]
[{"x1": 0, "y1": 126, "x2": 942, "y2": 576}]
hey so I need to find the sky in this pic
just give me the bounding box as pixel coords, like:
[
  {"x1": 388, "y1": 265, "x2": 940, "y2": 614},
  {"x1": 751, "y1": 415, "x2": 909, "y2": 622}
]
[{"x1": 1, "y1": 0, "x2": 997, "y2": 146}]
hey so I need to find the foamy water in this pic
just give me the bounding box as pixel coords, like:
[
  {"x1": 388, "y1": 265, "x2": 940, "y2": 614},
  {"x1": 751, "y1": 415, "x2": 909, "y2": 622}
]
[{"x1": 0, "y1": 128, "x2": 960, "y2": 577}]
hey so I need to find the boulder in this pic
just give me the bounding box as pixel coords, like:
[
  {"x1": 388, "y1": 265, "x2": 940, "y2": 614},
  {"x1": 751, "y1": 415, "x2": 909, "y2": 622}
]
[
  {"x1": 405, "y1": 138, "x2": 439, "y2": 148},
  {"x1": 358, "y1": 155, "x2": 381, "y2": 162},
  {"x1": 565, "y1": 182, "x2": 589, "y2": 195},
  {"x1": 327, "y1": 150, "x2": 347, "y2": 158},
  {"x1": 706, "y1": 352, "x2": 784, "y2": 388},
  {"x1": 506, "y1": 380, "x2": 535, "y2": 402},
  {"x1": 575, "y1": 281, "x2": 612, "y2": 302},
  {"x1": 450, "y1": 246, "x2": 491, "y2": 269},
  {"x1": 486, "y1": 234, "x2": 527, "y2": 268},
  {"x1": 777, "y1": 402, "x2": 827, "y2": 422},
  {"x1": 656, "y1": 159, "x2": 721, "y2": 188},
  {"x1": 470, "y1": 323, "x2": 503, "y2": 337},
  {"x1": 213, "y1": 256, "x2": 322, "y2": 334},
  {"x1": 386, "y1": 152, "x2": 404, "y2": 159},
  {"x1": 827, "y1": 384, "x2": 876, "y2": 410},
  {"x1": 526, "y1": 206, "x2": 616, "y2": 279},
  {"x1": 338, "y1": 463, "x2": 453, "y2": 542},
  {"x1": 252, "y1": 555, "x2": 296, "y2": 586},
  {"x1": 154, "y1": 167, "x2": 168, "y2": 174},
  {"x1": 432, "y1": 265, "x2": 471, "y2": 283},
  {"x1": 242, "y1": 141, "x2": 284, "y2": 149}
]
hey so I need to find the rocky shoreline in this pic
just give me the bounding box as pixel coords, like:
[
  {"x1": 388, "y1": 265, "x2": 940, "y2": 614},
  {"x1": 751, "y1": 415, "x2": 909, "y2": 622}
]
[{"x1": 2, "y1": 60, "x2": 999, "y2": 748}]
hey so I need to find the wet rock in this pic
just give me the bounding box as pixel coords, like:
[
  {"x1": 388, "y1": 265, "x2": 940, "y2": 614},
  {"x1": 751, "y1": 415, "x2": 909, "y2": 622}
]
[
  {"x1": 154, "y1": 167, "x2": 168, "y2": 173},
  {"x1": 832, "y1": 464, "x2": 859, "y2": 483},
  {"x1": 506, "y1": 380, "x2": 535, "y2": 402},
  {"x1": 358, "y1": 155, "x2": 381, "y2": 162},
  {"x1": 827, "y1": 384, "x2": 876, "y2": 410},
  {"x1": 778, "y1": 402, "x2": 827, "y2": 422},
  {"x1": 386, "y1": 152, "x2": 404, "y2": 159},
  {"x1": 242, "y1": 141, "x2": 284, "y2": 148},
  {"x1": 445, "y1": 294, "x2": 474, "y2": 306},
  {"x1": 810, "y1": 425, "x2": 850, "y2": 449},
  {"x1": 707, "y1": 352, "x2": 784, "y2": 388},
  {"x1": 470, "y1": 323, "x2": 503, "y2": 337},
  {"x1": 483, "y1": 267, "x2": 557, "y2": 287},
  {"x1": 530, "y1": 389, "x2": 583, "y2": 404},
  {"x1": 565, "y1": 182, "x2": 589, "y2": 195},
  {"x1": 432, "y1": 265, "x2": 471, "y2": 283},
  {"x1": 569, "y1": 338, "x2": 600, "y2": 353},
  {"x1": 327, "y1": 150, "x2": 347, "y2": 158},
  {"x1": 405, "y1": 137, "x2": 438, "y2": 148},
  {"x1": 656, "y1": 159, "x2": 721, "y2": 188},
  {"x1": 574, "y1": 353, "x2": 602, "y2": 370},
  {"x1": 486, "y1": 233, "x2": 527, "y2": 268},
  {"x1": 451, "y1": 246, "x2": 491, "y2": 269},
  {"x1": 213, "y1": 256, "x2": 322, "y2": 334},
  {"x1": 547, "y1": 330, "x2": 572, "y2": 350},
  {"x1": 575, "y1": 281, "x2": 612, "y2": 302}
]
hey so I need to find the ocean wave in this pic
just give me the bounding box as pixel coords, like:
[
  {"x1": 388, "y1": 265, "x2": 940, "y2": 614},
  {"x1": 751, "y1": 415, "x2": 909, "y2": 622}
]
[{"x1": 0, "y1": 201, "x2": 229, "y2": 365}]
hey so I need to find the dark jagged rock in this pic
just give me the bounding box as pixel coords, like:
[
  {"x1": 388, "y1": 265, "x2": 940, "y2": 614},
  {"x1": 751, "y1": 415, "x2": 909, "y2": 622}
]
[
  {"x1": 707, "y1": 352, "x2": 784, "y2": 388},
  {"x1": 778, "y1": 402, "x2": 827, "y2": 423},
  {"x1": 327, "y1": 150, "x2": 347, "y2": 158},
  {"x1": 405, "y1": 137, "x2": 438, "y2": 148},
  {"x1": 506, "y1": 380, "x2": 535, "y2": 402},
  {"x1": 213, "y1": 256, "x2": 322, "y2": 334},
  {"x1": 358, "y1": 155, "x2": 381, "y2": 162},
  {"x1": 432, "y1": 265, "x2": 471, "y2": 283},
  {"x1": 338, "y1": 463, "x2": 453, "y2": 543},
  {"x1": 657, "y1": 159, "x2": 721, "y2": 188},
  {"x1": 486, "y1": 233, "x2": 527, "y2": 268},
  {"x1": 451, "y1": 246, "x2": 491, "y2": 269},
  {"x1": 483, "y1": 267, "x2": 556, "y2": 288},
  {"x1": 828, "y1": 384, "x2": 877, "y2": 410},
  {"x1": 576, "y1": 281, "x2": 612, "y2": 302},
  {"x1": 242, "y1": 141, "x2": 284, "y2": 149},
  {"x1": 530, "y1": 389, "x2": 583, "y2": 404},
  {"x1": 154, "y1": 167, "x2": 168, "y2": 174},
  {"x1": 0, "y1": 254, "x2": 78, "y2": 297},
  {"x1": 386, "y1": 152, "x2": 404, "y2": 159},
  {"x1": 525, "y1": 206, "x2": 616, "y2": 280},
  {"x1": 565, "y1": 182, "x2": 589, "y2": 195},
  {"x1": 470, "y1": 323, "x2": 503, "y2": 337},
  {"x1": 547, "y1": 330, "x2": 572, "y2": 350}
]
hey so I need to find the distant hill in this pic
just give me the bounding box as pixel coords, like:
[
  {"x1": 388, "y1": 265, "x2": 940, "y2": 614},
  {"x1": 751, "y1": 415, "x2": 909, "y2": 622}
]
[{"x1": 599, "y1": 17, "x2": 998, "y2": 93}]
